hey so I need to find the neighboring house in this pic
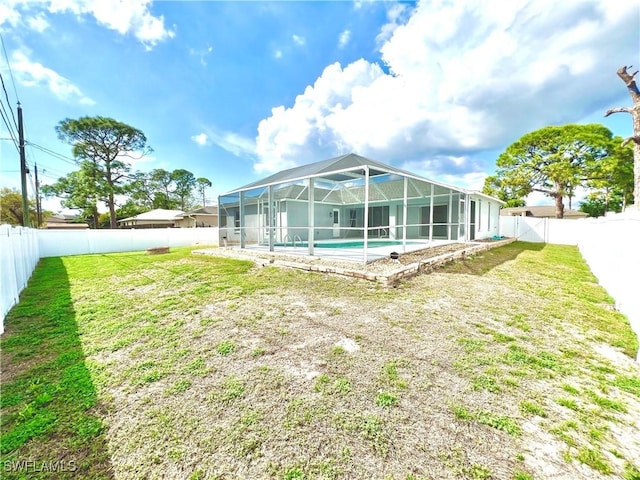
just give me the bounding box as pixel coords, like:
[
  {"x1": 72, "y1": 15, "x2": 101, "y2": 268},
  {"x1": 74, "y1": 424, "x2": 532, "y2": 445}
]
[
  {"x1": 500, "y1": 206, "x2": 588, "y2": 219},
  {"x1": 219, "y1": 153, "x2": 504, "y2": 257},
  {"x1": 43, "y1": 214, "x2": 89, "y2": 229},
  {"x1": 118, "y1": 209, "x2": 185, "y2": 229},
  {"x1": 174, "y1": 206, "x2": 219, "y2": 228}
]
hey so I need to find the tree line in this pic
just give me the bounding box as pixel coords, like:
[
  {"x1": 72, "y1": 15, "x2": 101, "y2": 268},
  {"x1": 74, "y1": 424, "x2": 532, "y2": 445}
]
[{"x1": 37, "y1": 116, "x2": 212, "y2": 228}]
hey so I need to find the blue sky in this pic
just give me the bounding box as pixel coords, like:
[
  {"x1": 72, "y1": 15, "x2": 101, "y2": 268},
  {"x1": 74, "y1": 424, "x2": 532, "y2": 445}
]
[{"x1": 0, "y1": 0, "x2": 638, "y2": 212}]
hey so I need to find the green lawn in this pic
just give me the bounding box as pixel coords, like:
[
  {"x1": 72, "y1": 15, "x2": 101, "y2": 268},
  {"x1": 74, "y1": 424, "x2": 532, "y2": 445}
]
[{"x1": 1, "y1": 243, "x2": 639, "y2": 479}]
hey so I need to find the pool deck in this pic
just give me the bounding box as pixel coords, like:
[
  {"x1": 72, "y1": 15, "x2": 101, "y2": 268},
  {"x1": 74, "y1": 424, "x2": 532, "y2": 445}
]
[{"x1": 240, "y1": 239, "x2": 452, "y2": 263}]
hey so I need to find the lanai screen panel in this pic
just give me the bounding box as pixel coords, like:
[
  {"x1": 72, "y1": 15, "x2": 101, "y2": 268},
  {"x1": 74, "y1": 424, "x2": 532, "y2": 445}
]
[
  {"x1": 405, "y1": 178, "x2": 433, "y2": 239},
  {"x1": 275, "y1": 179, "x2": 309, "y2": 243},
  {"x1": 242, "y1": 186, "x2": 269, "y2": 245},
  {"x1": 219, "y1": 192, "x2": 240, "y2": 246}
]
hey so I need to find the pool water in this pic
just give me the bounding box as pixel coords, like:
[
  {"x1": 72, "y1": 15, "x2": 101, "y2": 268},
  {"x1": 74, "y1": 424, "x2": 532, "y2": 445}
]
[{"x1": 273, "y1": 240, "x2": 422, "y2": 249}]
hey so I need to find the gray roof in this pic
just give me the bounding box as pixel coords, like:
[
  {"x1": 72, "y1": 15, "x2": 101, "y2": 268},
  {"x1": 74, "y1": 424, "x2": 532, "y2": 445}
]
[
  {"x1": 225, "y1": 153, "x2": 448, "y2": 194},
  {"x1": 500, "y1": 206, "x2": 587, "y2": 218},
  {"x1": 180, "y1": 206, "x2": 218, "y2": 216},
  {"x1": 221, "y1": 153, "x2": 504, "y2": 206}
]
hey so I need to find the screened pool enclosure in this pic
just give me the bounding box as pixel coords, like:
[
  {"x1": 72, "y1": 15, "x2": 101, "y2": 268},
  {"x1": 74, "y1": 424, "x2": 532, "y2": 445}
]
[{"x1": 219, "y1": 154, "x2": 502, "y2": 262}]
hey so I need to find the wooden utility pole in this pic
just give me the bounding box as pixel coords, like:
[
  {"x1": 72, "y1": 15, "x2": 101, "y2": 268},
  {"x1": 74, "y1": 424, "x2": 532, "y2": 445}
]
[
  {"x1": 17, "y1": 102, "x2": 30, "y2": 227},
  {"x1": 35, "y1": 163, "x2": 42, "y2": 227},
  {"x1": 605, "y1": 65, "x2": 640, "y2": 209}
]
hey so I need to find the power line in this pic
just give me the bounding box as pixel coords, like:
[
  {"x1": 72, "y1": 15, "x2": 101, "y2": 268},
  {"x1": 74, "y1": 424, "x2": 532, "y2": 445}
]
[
  {"x1": 26, "y1": 141, "x2": 77, "y2": 166},
  {"x1": 24, "y1": 159, "x2": 67, "y2": 178},
  {"x1": 0, "y1": 32, "x2": 19, "y2": 103},
  {"x1": 0, "y1": 72, "x2": 18, "y2": 132},
  {"x1": 38, "y1": 171, "x2": 64, "y2": 181},
  {"x1": 28, "y1": 170, "x2": 36, "y2": 198},
  {"x1": 0, "y1": 99, "x2": 18, "y2": 151}
]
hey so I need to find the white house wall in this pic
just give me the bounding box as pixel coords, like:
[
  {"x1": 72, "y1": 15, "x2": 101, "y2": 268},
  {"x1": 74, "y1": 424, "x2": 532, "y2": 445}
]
[{"x1": 470, "y1": 194, "x2": 501, "y2": 240}]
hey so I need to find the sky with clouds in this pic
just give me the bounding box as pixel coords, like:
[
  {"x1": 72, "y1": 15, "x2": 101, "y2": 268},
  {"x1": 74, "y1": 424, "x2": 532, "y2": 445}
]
[{"x1": 0, "y1": 0, "x2": 638, "y2": 212}]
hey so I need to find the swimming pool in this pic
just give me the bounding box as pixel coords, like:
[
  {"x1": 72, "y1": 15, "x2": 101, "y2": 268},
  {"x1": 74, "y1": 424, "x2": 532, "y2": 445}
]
[{"x1": 272, "y1": 240, "x2": 423, "y2": 249}]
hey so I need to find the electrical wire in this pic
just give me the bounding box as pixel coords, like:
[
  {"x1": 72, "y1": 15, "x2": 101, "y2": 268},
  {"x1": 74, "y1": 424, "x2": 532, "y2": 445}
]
[
  {"x1": 28, "y1": 170, "x2": 36, "y2": 199},
  {"x1": 0, "y1": 71, "x2": 18, "y2": 132},
  {"x1": 26, "y1": 141, "x2": 77, "y2": 166},
  {"x1": 0, "y1": 32, "x2": 23, "y2": 157},
  {"x1": 24, "y1": 157, "x2": 67, "y2": 180},
  {"x1": 0, "y1": 33, "x2": 19, "y2": 104},
  {"x1": 0, "y1": 98, "x2": 18, "y2": 151}
]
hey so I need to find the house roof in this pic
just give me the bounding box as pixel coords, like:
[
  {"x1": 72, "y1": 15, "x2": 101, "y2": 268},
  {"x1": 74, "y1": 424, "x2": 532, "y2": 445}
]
[
  {"x1": 178, "y1": 206, "x2": 218, "y2": 217},
  {"x1": 43, "y1": 222, "x2": 89, "y2": 229},
  {"x1": 225, "y1": 153, "x2": 465, "y2": 195},
  {"x1": 118, "y1": 209, "x2": 185, "y2": 223},
  {"x1": 500, "y1": 206, "x2": 587, "y2": 218},
  {"x1": 221, "y1": 153, "x2": 504, "y2": 205},
  {"x1": 44, "y1": 214, "x2": 81, "y2": 223}
]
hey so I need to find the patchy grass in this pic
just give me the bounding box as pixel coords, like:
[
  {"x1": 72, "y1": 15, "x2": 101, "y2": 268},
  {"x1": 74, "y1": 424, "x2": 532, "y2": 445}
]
[{"x1": 1, "y1": 242, "x2": 639, "y2": 479}]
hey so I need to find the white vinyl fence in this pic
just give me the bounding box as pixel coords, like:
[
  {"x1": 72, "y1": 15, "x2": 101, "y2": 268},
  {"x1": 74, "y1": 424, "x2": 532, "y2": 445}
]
[
  {"x1": 0, "y1": 226, "x2": 219, "y2": 333},
  {"x1": 38, "y1": 227, "x2": 218, "y2": 257},
  {"x1": 499, "y1": 215, "x2": 586, "y2": 244},
  {"x1": 0, "y1": 225, "x2": 40, "y2": 334},
  {"x1": 501, "y1": 211, "x2": 640, "y2": 359}
]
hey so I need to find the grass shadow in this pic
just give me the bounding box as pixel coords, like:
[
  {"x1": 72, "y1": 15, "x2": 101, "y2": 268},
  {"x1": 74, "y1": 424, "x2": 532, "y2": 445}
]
[
  {"x1": 441, "y1": 240, "x2": 546, "y2": 276},
  {"x1": 0, "y1": 257, "x2": 114, "y2": 479}
]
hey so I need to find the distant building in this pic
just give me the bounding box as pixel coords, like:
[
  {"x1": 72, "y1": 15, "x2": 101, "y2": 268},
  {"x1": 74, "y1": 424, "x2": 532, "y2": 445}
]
[
  {"x1": 118, "y1": 209, "x2": 185, "y2": 228},
  {"x1": 43, "y1": 214, "x2": 89, "y2": 229},
  {"x1": 500, "y1": 206, "x2": 587, "y2": 219},
  {"x1": 174, "y1": 206, "x2": 218, "y2": 228}
]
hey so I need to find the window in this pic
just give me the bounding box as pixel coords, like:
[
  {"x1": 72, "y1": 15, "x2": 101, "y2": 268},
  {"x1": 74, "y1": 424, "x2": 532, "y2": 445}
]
[{"x1": 234, "y1": 210, "x2": 240, "y2": 232}]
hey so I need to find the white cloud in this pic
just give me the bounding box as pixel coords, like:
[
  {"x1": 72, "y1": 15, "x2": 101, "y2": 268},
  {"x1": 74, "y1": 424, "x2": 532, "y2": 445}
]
[
  {"x1": 440, "y1": 172, "x2": 489, "y2": 192},
  {"x1": 56, "y1": 0, "x2": 175, "y2": 48},
  {"x1": 189, "y1": 45, "x2": 213, "y2": 66},
  {"x1": 353, "y1": 0, "x2": 376, "y2": 10},
  {"x1": 10, "y1": 51, "x2": 95, "y2": 105},
  {"x1": 199, "y1": 126, "x2": 255, "y2": 158},
  {"x1": 255, "y1": 59, "x2": 385, "y2": 174},
  {"x1": 273, "y1": 49, "x2": 283, "y2": 59},
  {"x1": 191, "y1": 132, "x2": 208, "y2": 146},
  {"x1": 375, "y1": 2, "x2": 412, "y2": 45},
  {"x1": 401, "y1": 156, "x2": 488, "y2": 190},
  {"x1": 1, "y1": 0, "x2": 174, "y2": 48},
  {"x1": 292, "y1": 34, "x2": 306, "y2": 46},
  {"x1": 27, "y1": 13, "x2": 49, "y2": 32},
  {"x1": 338, "y1": 29, "x2": 351, "y2": 49},
  {"x1": 0, "y1": 2, "x2": 21, "y2": 28},
  {"x1": 254, "y1": 0, "x2": 639, "y2": 181}
]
